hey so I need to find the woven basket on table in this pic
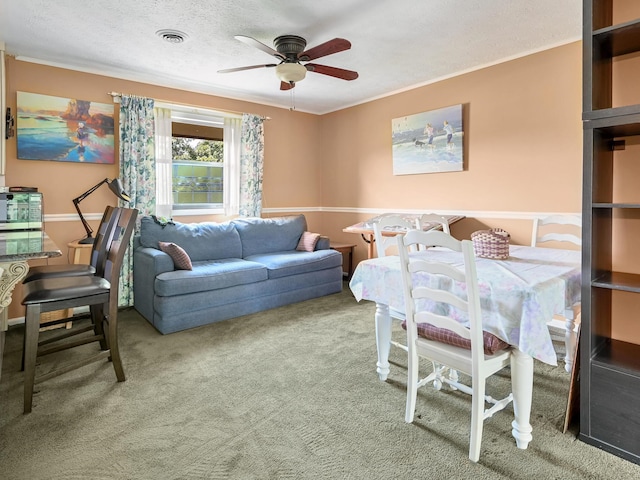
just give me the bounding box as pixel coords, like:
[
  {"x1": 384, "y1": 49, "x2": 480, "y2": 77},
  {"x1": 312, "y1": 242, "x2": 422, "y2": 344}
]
[{"x1": 471, "y1": 228, "x2": 510, "y2": 259}]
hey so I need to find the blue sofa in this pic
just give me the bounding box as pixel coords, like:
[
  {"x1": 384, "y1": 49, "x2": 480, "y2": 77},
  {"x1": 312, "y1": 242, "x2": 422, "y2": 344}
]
[{"x1": 133, "y1": 214, "x2": 343, "y2": 334}]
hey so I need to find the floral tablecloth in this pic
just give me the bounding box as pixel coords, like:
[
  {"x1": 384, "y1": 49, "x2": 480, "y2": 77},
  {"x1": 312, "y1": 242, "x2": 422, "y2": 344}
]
[{"x1": 349, "y1": 245, "x2": 581, "y2": 365}]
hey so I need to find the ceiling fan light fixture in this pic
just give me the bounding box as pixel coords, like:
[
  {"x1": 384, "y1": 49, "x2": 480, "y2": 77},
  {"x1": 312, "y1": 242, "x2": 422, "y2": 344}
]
[{"x1": 275, "y1": 63, "x2": 307, "y2": 83}]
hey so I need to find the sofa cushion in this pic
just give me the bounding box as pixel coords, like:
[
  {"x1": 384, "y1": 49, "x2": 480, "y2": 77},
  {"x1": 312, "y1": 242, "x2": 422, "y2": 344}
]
[
  {"x1": 233, "y1": 215, "x2": 307, "y2": 258},
  {"x1": 244, "y1": 249, "x2": 343, "y2": 279},
  {"x1": 158, "y1": 242, "x2": 193, "y2": 270},
  {"x1": 155, "y1": 258, "x2": 268, "y2": 297},
  {"x1": 139, "y1": 216, "x2": 242, "y2": 261}
]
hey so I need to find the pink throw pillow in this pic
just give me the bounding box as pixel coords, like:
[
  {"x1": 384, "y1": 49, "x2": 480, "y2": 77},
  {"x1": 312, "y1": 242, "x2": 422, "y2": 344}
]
[
  {"x1": 297, "y1": 231, "x2": 321, "y2": 252},
  {"x1": 158, "y1": 241, "x2": 193, "y2": 270}
]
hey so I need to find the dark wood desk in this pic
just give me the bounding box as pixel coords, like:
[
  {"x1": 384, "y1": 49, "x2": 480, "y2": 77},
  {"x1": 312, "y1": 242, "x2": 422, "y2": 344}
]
[
  {"x1": 343, "y1": 214, "x2": 465, "y2": 258},
  {"x1": 0, "y1": 231, "x2": 62, "y2": 381}
]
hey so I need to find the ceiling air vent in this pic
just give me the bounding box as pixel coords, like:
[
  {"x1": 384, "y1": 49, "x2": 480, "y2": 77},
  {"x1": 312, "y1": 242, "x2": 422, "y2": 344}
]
[{"x1": 156, "y1": 29, "x2": 189, "y2": 44}]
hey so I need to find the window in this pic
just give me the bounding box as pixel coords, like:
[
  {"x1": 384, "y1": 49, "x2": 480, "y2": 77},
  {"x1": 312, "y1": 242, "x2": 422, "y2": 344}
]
[
  {"x1": 171, "y1": 121, "x2": 224, "y2": 210},
  {"x1": 154, "y1": 104, "x2": 241, "y2": 217}
]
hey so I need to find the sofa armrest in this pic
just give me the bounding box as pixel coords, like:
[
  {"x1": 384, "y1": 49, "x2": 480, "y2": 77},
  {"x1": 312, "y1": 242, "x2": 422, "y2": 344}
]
[
  {"x1": 134, "y1": 246, "x2": 175, "y2": 275},
  {"x1": 316, "y1": 235, "x2": 330, "y2": 250},
  {"x1": 133, "y1": 247, "x2": 175, "y2": 322}
]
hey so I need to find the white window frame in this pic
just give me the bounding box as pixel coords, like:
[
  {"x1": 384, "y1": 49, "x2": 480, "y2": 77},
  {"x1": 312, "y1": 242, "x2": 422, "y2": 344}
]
[{"x1": 154, "y1": 102, "x2": 241, "y2": 217}]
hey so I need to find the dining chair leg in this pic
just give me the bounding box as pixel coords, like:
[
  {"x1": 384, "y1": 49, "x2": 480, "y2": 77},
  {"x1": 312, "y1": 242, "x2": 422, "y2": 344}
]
[
  {"x1": 405, "y1": 350, "x2": 419, "y2": 423},
  {"x1": 23, "y1": 304, "x2": 41, "y2": 414},
  {"x1": 106, "y1": 303, "x2": 125, "y2": 382},
  {"x1": 469, "y1": 379, "x2": 486, "y2": 462},
  {"x1": 90, "y1": 304, "x2": 108, "y2": 351}
]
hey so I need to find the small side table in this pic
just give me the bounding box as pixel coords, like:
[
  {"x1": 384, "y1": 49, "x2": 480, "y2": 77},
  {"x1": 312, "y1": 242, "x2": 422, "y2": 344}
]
[
  {"x1": 68, "y1": 240, "x2": 93, "y2": 264},
  {"x1": 330, "y1": 242, "x2": 356, "y2": 281}
]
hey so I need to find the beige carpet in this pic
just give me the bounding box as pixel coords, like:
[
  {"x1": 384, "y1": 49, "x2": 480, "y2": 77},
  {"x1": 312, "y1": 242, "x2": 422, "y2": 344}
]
[{"x1": 1, "y1": 289, "x2": 639, "y2": 479}]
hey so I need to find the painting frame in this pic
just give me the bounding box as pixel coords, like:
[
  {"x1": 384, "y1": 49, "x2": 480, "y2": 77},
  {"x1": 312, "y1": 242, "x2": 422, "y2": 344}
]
[
  {"x1": 391, "y1": 104, "x2": 464, "y2": 175},
  {"x1": 16, "y1": 91, "x2": 115, "y2": 164}
]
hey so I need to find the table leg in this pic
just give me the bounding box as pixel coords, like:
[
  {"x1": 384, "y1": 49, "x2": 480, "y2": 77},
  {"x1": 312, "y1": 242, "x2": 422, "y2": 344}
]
[
  {"x1": 563, "y1": 306, "x2": 579, "y2": 373},
  {"x1": 375, "y1": 303, "x2": 392, "y2": 381},
  {"x1": 510, "y1": 349, "x2": 534, "y2": 450},
  {"x1": 366, "y1": 234, "x2": 375, "y2": 259}
]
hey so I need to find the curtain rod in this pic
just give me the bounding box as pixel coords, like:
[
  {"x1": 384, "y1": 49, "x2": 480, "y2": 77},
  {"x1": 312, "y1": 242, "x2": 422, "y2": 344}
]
[{"x1": 106, "y1": 91, "x2": 271, "y2": 120}]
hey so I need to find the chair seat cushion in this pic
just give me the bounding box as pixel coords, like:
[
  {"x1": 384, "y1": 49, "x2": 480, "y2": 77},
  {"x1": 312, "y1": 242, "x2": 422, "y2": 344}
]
[
  {"x1": 22, "y1": 276, "x2": 111, "y2": 305},
  {"x1": 23, "y1": 264, "x2": 96, "y2": 283},
  {"x1": 402, "y1": 321, "x2": 510, "y2": 355}
]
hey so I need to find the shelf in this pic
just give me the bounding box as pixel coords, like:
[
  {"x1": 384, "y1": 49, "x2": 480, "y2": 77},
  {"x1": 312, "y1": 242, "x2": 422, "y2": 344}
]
[
  {"x1": 583, "y1": 105, "x2": 640, "y2": 123},
  {"x1": 592, "y1": 271, "x2": 640, "y2": 293},
  {"x1": 592, "y1": 338, "x2": 640, "y2": 377},
  {"x1": 583, "y1": 110, "x2": 640, "y2": 135},
  {"x1": 593, "y1": 18, "x2": 640, "y2": 57},
  {"x1": 593, "y1": 203, "x2": 640, "y2": 209}
]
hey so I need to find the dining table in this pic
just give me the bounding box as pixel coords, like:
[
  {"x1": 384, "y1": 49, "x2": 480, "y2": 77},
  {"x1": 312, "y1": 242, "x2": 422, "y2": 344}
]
[
  {"x1": 0, "y1": 230, "x2": 62, "y2": 382},
  {"x1": 349, "y1": 244, "x2": 581, "y2": 451}
]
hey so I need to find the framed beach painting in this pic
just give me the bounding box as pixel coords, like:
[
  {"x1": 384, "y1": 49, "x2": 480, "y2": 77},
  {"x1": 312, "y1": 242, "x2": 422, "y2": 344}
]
[
  {"x1": 16, "y1": 92, "x2": 115, "y2": 164},
  {"x1": 392, "y1": 104, "x2": 463, "y2": 175}
]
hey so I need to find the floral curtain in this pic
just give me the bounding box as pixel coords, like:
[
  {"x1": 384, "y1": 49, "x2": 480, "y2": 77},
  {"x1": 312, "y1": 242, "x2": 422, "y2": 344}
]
[
  {"x1": 118, "y1": 95, "x2": 155, "y2": 307},
  {"x1": 238, "y1": 114, "x2": 264, "y2": 217}
]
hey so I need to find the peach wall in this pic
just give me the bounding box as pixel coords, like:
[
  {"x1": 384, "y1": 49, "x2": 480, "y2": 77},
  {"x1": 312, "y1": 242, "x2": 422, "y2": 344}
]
[{"x1": 321, "y1": 42, "x2": 583, "y2": 264}]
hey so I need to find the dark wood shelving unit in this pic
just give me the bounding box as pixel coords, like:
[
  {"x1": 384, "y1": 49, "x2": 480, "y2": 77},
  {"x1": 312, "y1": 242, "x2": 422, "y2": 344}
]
[{"x1": 580, "y1": 0, "x2": 640, "y2": 465}]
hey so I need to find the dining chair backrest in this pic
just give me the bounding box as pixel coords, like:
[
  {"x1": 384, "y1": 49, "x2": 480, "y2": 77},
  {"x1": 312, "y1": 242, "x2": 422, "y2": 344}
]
[
  {"x1": 103, "y1": 207, "x2": 138, "y2": 289},
  {"x1": 90, "y1": 205, "x2": 120, "y2": 277},
  {"x1": 373, "y1": 215, "x2": 415, "y2": 258},
  {"x1": 531, "y1": 214, "x2": 582, "y2": 372},
  {"x1": 415, "y1": 213, "x2": 450, "y2": 234},
  {"x1": 531, "y1": 215, "x2": 581, "y2": 248},
  {"x1": 415, "y1": 213, "x2": 450, "y2": 251}
]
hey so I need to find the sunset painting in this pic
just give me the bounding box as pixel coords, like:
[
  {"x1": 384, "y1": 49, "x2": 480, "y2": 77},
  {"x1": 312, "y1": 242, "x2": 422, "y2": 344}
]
[{"x1": 16, "y1": 92, "x2": 115, "y2": 164}]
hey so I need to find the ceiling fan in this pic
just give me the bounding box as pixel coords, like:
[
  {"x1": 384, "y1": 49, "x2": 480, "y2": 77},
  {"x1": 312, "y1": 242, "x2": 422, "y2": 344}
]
[{"x1": 218, "y1": 35, "x2": 358, "y2": 90}]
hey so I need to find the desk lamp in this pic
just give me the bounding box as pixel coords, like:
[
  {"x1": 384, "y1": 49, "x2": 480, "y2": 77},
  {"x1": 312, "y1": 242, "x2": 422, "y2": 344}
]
[{"x1": 73, "y1": 178, "x2": 130, "y2": 244}]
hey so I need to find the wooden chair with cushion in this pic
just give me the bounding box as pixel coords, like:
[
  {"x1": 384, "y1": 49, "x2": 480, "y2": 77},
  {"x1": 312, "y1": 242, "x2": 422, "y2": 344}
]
[
  {"x1": 531, "y1": 214, "x2": 581, "y2": 372},
  {"x1": 397, "y1": 229, "x2": 514, "y2": 462},
  {"x1": 21, "y1": 207, "x2": 138, "y2": 413},
  {"x1": 23, "y1": 206, "x2": 119, "y2": 284},
  {"x1": 373, "y1": 215, "x2": 416, "y2": 353}
]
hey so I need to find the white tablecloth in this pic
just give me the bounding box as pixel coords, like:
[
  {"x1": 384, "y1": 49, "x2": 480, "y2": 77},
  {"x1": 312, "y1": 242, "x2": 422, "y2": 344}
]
[{"x1": 349, "y1": 245, "x2": 581, "y2": 365}]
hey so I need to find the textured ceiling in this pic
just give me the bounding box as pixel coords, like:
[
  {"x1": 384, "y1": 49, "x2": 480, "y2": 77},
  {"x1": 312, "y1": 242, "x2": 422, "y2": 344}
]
[{"x1": 0, "y1": 0, "x2": 582, "y2": 114}]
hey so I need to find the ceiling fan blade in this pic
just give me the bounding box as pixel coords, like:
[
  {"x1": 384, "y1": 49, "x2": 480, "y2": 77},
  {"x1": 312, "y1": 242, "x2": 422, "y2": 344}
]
[
  {"x1": 218, "y1": 64, "x2": 277, "y2": 74},
  {"x1": 305, "y1": 63, "x2": 359, "y2": 81},
  {"x1": 280, "y1": 81, "x2": 295, "y2": 91},
  {"x1": 234, "y1": 35, "x2": 285, "y2": 60},
  {"x1": 299, "y1": 38, "x2": 351, "y2": 61}
]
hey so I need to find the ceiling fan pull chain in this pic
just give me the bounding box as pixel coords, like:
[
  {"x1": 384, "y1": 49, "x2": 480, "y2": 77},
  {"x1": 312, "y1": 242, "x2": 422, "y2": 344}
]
[{"x1": 290, "y1": 88, "x2": 296, "y2": 111}]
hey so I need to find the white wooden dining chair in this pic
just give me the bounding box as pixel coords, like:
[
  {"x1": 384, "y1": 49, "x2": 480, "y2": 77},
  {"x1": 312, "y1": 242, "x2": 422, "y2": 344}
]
[
  {"x1": 397, "y1": 230, "x2": 514, "y2": 462},
  {"x1": 373, "y1": 215, "x2": 416, "y2": 353},
  {"x1": 415, "y1": 213, "x2": 450, "y2": 234},
  {"x1": 531, "y1": 214, "x2": 582, "y2": 372},
  {"x1": 415, "y1": 213, "x2": 450, "y2": 251}
]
